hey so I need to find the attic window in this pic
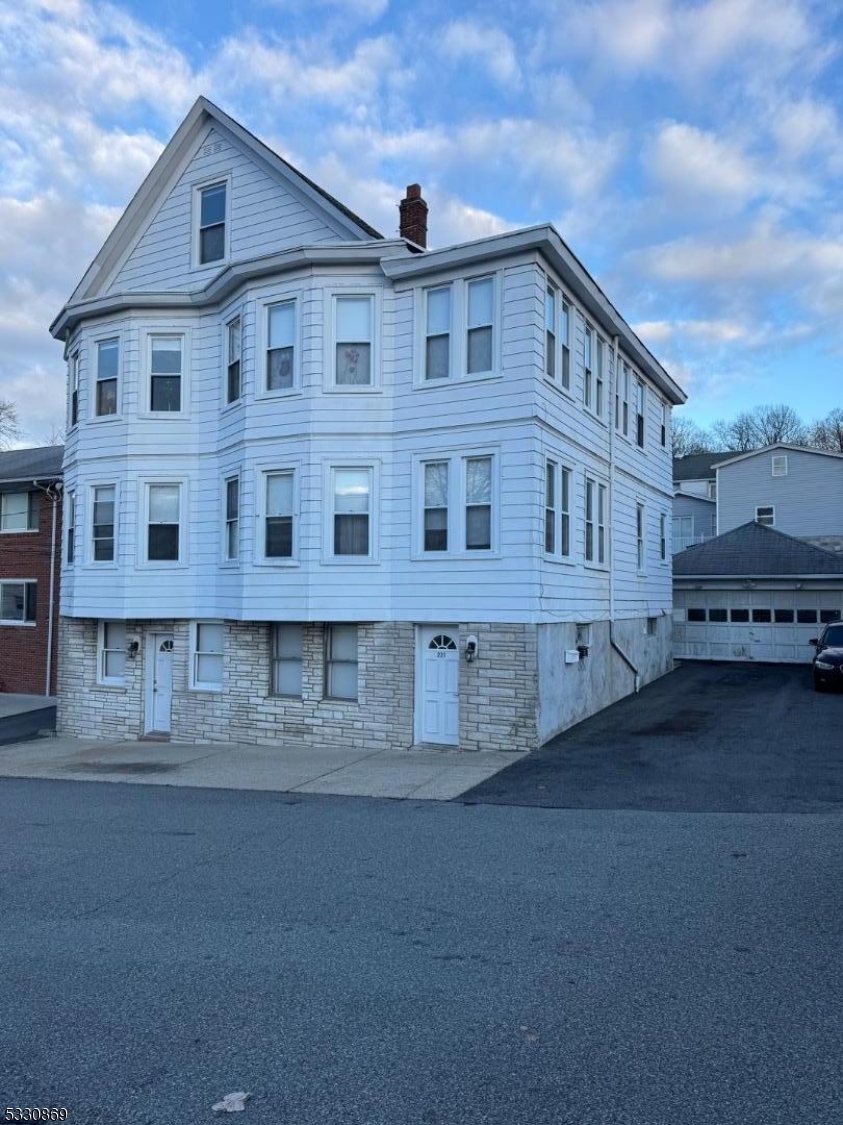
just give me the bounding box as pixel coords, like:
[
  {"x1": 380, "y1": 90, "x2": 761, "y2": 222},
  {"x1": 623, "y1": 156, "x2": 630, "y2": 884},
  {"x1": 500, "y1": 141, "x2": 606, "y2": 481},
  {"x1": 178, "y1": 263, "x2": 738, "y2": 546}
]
[
  {"x1": 756, "y1": 505, "x2": 775, "y2": 527},
  {"x1": 198, "y1": 183, "x2": 226, "y2": 264},
  {"x1": 771, "y1": 454, "x2": 788, "y2": 477}
]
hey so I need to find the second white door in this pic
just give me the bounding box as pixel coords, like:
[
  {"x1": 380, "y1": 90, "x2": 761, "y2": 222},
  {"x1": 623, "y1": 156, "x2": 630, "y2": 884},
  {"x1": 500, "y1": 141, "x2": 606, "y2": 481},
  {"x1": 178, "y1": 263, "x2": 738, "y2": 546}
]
[{"x1": 417, "y1": 627, "x2": 459, "y2": 745}]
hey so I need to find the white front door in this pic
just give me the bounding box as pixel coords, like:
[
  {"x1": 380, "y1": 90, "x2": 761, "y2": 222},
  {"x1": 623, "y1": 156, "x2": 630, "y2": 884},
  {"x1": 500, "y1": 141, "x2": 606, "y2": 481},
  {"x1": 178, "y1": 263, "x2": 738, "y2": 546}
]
[
  {"x1": 416, "y1": 627, "x2": 459, "y2": 745},
  {"x1": 146, "y1": 633, "x2": 174, "y2": 733}
]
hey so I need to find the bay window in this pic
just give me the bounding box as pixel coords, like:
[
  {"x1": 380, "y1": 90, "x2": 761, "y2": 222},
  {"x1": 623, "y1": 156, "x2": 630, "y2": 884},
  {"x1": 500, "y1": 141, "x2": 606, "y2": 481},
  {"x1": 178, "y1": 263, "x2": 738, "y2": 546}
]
[
  {"x1": 332, "y1": 468, "x2": 371, "y2": 556},
  {"x1": 147, "y1": 484, "x2": 180, "y2": 562},
  {"x1": 466, "y1": 277, "x2": 493, "y2": 375},
  {"x1": 425, "y1": 287, "x2": 451, "y2": 380},
  {"x1": 335, "y1": 296, "x2": 373, "y2": 386}
]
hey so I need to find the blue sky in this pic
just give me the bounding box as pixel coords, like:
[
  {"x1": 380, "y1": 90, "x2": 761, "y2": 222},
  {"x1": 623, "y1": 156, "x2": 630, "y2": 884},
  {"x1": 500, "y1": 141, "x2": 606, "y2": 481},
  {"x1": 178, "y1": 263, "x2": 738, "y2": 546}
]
[{"x1": 1, "y1": 0, "x2": 841, "y2": 443}]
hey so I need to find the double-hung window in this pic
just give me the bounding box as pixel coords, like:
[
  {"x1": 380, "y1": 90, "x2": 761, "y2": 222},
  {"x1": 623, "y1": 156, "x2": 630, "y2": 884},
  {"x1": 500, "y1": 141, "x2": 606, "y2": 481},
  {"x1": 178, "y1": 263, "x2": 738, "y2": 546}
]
[
  {"x1": 70, "y1": 353, "x2": 79, "y2": 427},
  {"x1": 756, "y1": 505, "x2": 775, "y2": 527},
  {"x1": 267, "y1": 301, "x2": 295, "y2": 391},
  {"x1": 560, "y1": 299, "x2": 571, "y2": 389},
  {"x1": 545, "y1": 460, "x2": 556, "y2": 553},
  {"x1": 92, "y1": 486, "x2": 115, "y2": 561},
  {"x1": 333, "y1": 468, "x2": 371, "y2": 556},
  {"x1": 660, "y1": 402, "x2": 667, "y2": 447},
  {"x1": 584, "y1": 325, "x2": 594, "y2": 408},
  {"x1": 66, "y1": 491, "x2": 75, "y2": 564},
  {"x1": 98, "y1": 621, "x2": 126, "y2": 685},
  {"x1": 545, "y1": 287, "x2": 557, "y2": 380},
  {"x1": 425, "y1": 287, "x2": 451, "y2": 380},
  {"x1": 265, "y1": 472, "x2": 294, "y2": 558},
  {"x1": 225, "y1": 476, "x2": 239, "y2": 561},
  {"x1": 636, "y1": 503, "x2": 645, "y2": 570},
  {"x1": 95, "y1": 338, "x2": 119, "y2": 417},
  {"x1": 0, "y1": 581, "x2": 36, "y2": 625},
  {"x1": 660, "y1": 513, "x2": 667, "y2": 561},
  {"x1": 546, "y1": 464, "x2": 571, "y2": 558},
  {"x1": 466, "y1": 277, "x2": 493, "y2": 375},
  {"x1": 226, "y1": 317, "x2": 241, "y2": 403},
  {"x1": 198, "y1": 183, "x2": 226, "y2": 265},
  {"x1": 559, "y1": 467, "x2": 571, "y2": 556},
  {"x1": 595, "y1": 337, "x2": 605, "y2": 417},
  {"x1": 585, "y1": 478, "x2": 607, "y2": 564},
  {"x1": 0, "y1": 492, "x2": 35, "y2": 532},
  {"x1": 635, "y1": 380, "x2": 646, "y2": 447},
  {"x1": 271, "y1": 623, "x2": 303, "y2": 697},
  {"x1": 149, "y1": 335, "x2": 183, "y2": 412},
  {"x1": 465, "y1": 456, "x2": 492, "y2": 550},
  {"x1": 191, "y1": 622, "x2": 224, "y2": 691},
  {"x1": 772, "y1": 455, "x2": 788, "y2": 477},
  {"x1": 335, "y1": 296, "x2": 373, "y2": 386},
  {"x1": 616, "y1": 362, "x2": 630, "y2": 436},
  {"x1": 147, "y1": 484, "x2": 180, "y2": 562},
  {"x1": 423, "y1": 461, "x2": 449, "y2": 551},
  {"x1": 325, "y1": 624, "x2": 358, "y2": 700}
]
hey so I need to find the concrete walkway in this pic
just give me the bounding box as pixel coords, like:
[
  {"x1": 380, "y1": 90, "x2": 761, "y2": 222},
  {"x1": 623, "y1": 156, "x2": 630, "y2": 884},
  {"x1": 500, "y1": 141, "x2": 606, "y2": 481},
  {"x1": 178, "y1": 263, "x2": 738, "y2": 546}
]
[{"x1": 0, "y1": 733, "x2": 523, "y2": 801}]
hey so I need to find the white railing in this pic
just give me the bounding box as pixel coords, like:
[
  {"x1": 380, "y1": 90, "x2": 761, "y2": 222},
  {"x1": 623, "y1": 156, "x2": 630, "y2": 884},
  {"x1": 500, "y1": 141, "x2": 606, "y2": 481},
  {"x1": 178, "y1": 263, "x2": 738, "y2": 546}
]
[{"x1": 672, "y1": 533, "x2": 712, "y2": 554}]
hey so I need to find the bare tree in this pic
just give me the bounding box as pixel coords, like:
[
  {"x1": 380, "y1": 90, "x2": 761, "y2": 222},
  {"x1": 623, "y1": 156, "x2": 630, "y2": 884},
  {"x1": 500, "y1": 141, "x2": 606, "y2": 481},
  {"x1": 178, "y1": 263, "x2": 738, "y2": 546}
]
[
  {"x1": 0, "y1": 398, "x2": 20, "y2": 450},
  {"x1": 711, "y1": 404, "x2": 807, "y2": 451},
  {"x1": 39, "y1": 424, "x2": 66, "y2": 447},
  {"x1": 671, "y1": 415, "x2": 713, "y2": 457},
  {"x1": 809, "y1": 408, "x2": 843, "y2": 452},
  {"x1": 711, "y1": 411, "x2": 757, "y2": 452}
]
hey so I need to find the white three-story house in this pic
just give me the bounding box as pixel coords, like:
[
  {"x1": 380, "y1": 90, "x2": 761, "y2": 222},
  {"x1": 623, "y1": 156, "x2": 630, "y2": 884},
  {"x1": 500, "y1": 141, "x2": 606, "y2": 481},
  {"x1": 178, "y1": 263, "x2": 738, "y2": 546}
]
[{"x1": 51, "y1": 98, "x2": 686, "y2": 753}]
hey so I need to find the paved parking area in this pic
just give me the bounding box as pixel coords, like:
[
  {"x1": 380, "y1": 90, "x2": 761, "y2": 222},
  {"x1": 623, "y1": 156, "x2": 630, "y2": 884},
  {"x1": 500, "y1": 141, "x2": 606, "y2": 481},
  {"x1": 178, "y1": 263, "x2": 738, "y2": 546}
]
[{"x1": 462, "y1": 662, "x2": 843, "y2": 813}]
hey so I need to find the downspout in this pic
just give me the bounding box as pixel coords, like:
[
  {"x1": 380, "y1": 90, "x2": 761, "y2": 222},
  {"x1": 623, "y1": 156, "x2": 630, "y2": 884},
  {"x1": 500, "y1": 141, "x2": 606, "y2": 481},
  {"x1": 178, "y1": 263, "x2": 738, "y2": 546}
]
[
  {"x1": 45, "y1": 484, "x2": 59, "y2": 697},
  {"x1": 608, "y1": 336, "x2": 640, "y2": 693}
]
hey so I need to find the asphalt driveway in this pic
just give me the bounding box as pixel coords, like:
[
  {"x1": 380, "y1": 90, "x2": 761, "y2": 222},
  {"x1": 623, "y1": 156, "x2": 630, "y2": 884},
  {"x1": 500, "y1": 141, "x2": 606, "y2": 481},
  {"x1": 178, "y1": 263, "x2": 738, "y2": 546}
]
[{"x1": 462, "y1": 662, "x2": 843, "y2": 813}]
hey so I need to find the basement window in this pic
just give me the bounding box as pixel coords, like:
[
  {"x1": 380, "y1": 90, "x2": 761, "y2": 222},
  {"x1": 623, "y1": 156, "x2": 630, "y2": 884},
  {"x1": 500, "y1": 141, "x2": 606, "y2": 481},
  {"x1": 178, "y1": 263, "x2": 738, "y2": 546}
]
[{"x1": 687, "y1": 608, "x2": 706, "y2": 622}]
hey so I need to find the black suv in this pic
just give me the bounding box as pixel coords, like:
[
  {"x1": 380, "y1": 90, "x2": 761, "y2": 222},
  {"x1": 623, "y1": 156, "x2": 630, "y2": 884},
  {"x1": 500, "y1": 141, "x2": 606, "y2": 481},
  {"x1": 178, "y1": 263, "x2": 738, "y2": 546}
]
[{"x1": 810, "y1": 620, "x2": 843, "y2": 691}]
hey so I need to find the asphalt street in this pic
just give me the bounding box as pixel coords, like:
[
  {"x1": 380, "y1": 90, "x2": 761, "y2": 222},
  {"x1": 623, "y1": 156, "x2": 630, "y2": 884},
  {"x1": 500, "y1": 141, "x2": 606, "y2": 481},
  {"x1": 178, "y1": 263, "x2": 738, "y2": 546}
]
[{"x1": 2, "y1": 775, "x2": 841, "y2": 1124}]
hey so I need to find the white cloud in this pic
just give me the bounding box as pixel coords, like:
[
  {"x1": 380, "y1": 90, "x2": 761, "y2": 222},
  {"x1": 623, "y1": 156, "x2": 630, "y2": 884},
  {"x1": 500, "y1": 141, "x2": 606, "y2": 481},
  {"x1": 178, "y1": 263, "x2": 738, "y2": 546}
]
[
  {"x1": 646, "y1": 122, "x2": 759, "y2": 205},
  {"x1": 259, "y1": 0, "x2": 388, "y2": 17},
  {"x1": 441, "y1": 19, "x2": 521, "y2": 88}
]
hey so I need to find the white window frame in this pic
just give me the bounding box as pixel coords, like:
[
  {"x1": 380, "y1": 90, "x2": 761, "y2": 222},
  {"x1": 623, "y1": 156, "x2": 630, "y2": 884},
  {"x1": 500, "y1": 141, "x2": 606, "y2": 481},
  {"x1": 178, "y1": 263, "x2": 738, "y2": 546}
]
[
  {"x1": 259, "y1": 467, "x2": 298, "y2": 564},
  {"x1": 421, "y1": 459, "x2": 450, "y2": 554},
  {"x1": 0, "y1": 579, "x2": 37, "y2": 626},
  {"x1": 636, "y1": 502, "x2": 646, "y2": 572},
  {"x1": 615, "y1": 360, "x2": 630, "y2": 438},
  {"x1": 660, "y1": 512, "x2": 667, "y2": 562},
  {"x1": 584, "y1": 324, "x2": 594, "y2": 410},
  {"x1": 140, "y1": 479, "x2": 187, "y2": 567},
  {"x1": 545, "y1": 459, "x2": 557, "y2": 555},
  {"x1": 189, "y1": 620, "x2": 224, "y2": 692},
  {"x1": 270, "y1": 622, "x2": 304, "y2": 698},
  {"x1": 756, "y1": 505, "x2": 775, "y2": 527},
  {"x1": 660, "y1": 401, "x2": 668, "y2": 447},
  {"x1": 66, "y1": 490, "x2": 75, "y2": 565},
  {"x1": 223, "y1": 474, "x2": 240, "y2": 563},
  {"x1": 560, "y1": 296, "x2": 571, "y2": 390},
  {"x1": 543, "y1": 460, "x2": 572, "y2": 560},
  {"x1": 771, "y1": 455, "x2": 788, "y2": 477},
  {"x1": 413, "y1": 272, "x2": 503, "y2": 387},
  {"x1": 326, "y1": 290, "x2": 380, "y2": 392},
  {"x1": 545, "y1": 284, "x2": 557, "y2": 382},
  {"x1": 465, "y1": 274, "x2": 496, "y2": 378},
  {"x1": 325, "y1": 623, "x2": 359, "y2": 701},
  {"x1": 97, "y1": 620, "x2": 126, "y2": 686},
  {"x1": 594, "y1": 335, "x2": 605, "y2": 419},
  {"x1": 635, "y1": 378, "x2": 646, "y2": 448},
  {"x1": 140, "y1": 328, "x2": 190, "y2": 416},
  {"x1": 424, "y1": 284, "x2": 453, "y2": 382},
  {"x1": 69, "y1": 351, "x2": 80, "y2": 429},
  {"x1": 411, "y1": 450, "x2": 500, "y2": 558},
  {"x1": 325, "y1": 463, "x2": 377, "y2": 562},
  {"x1": 191, "y1": 174, "x2": 231, "y2": 270},
  {"x1": 0, "y1": 491, "x2": 36, "y2": 534},
  {"x1": 89, "y1": 483, "x2": 117, "y2": 565},
  {"x1": 260, "y1": 296, "x2": 300, "y2": 397},
  {"x1": 90, "y1": 329, "x2": 122, "y2": 420},
  {"x1": 585, "y1": 476, "x2": 608, "y2": 566},
  {"x1": 462, "y1": 452, "x2": 498, "y2": 554},
  {"x1": 224, "y1": 313, "x2": 242, "y2": 406}
]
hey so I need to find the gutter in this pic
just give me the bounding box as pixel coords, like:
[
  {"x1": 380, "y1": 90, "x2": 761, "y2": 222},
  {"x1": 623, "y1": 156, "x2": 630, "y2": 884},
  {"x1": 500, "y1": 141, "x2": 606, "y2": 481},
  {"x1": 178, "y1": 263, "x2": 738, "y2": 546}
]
[{"x1": 608, "y1": 334, "x2": 640, "y2": 693}]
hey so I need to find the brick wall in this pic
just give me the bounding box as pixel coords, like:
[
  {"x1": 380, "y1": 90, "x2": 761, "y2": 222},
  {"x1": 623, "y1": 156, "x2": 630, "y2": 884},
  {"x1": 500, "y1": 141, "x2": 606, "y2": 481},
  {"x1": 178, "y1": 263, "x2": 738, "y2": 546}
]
[{"x1": 0, "y1": 489, "x2": 61, "y2": 695}]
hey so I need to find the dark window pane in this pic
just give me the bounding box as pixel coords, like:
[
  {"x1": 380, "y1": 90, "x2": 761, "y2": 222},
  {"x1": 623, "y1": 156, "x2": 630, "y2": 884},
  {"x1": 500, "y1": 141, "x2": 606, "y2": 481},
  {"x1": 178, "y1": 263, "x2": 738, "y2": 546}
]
[
  {"x1": 687, "y1": 608, "x2": 706, "y2": 622},
  {"x1": 752, "y1": 609, "x2": 772, "y2": 623},
  {"x1": 71, "y1": 390, "x2": 78, "y2": 426},
  {"x1": 425, "y1": 335, "x2": 449, "y2": 380},
  {"x1": 226, "y1": 480, "x2": 239, "y2": 521},
  {"x1": 267, "y1": 347, "x2": 294, "y2": 390},
  {"x1": 151, "y1": 375, "x2": 181, "y2": 412},
  {"x1": 637, "y1": 414, "x2": 645, "y2": 446},
  {"x1": 467, "y1": 326, "x2": 492, "y2": 373},
  {"x1": 730, "y1": 609, "x2": 749, "y2": 623},
  {"x1": 336, "y1": 342, "x2": 371, "y2": 385},
  {"x1": 97, "y1": 378, "x2": 117, "y2": 416},
  {"x1": 561, "y1": 346, "x2": 570, "y2": 387},
  {"x1": 560, "y1": 513, "x2": 570, "y2": 556},
  {"x1": 820, "y1": 609, "x2": 840, "y2": 624},
  {"x1": 200, "y1": 223, "x2": 225, "y2": 264},
  {"x1": 227, "y1": 360, "x2": 240, "y2": 402},
  {"x1": 94, "y1": 534, "x2": 114, "y2": 562},
  {"x1": 774, "y1": 609, "x2": 794, "y2": 623},
  {"x1": 708, "y1": 608, "x2": 728, "y2": 622},
  {"x1": 334, "y1": 513, "x2": 369, "y2": 555},
  {"x1": 148, "y1": 524, "x2": 179, "y2": 561},
  {"x1": 25, "y1": 583, "x2": 36, "y2": 622},
  {"x1": 797, "y1": 609, "x2": 817, "y2": 624},
  {"x1": 266, "y1": 516, "x2": 293, "y2": 558},
  {"x1": 200, "y1": 184, "x2": 226, "y2": 225},
  {"x1": 545, "y1": 332, "x2": 555, "y2": 377},
  {"x1": 545, "y1": 509, "x2": 555, "y2": 553},
  {"x1": 424, "y1": 507, "x2": 447, "y2": 552},
  {"x1": 466, "y1": 505, "x2": 491, "y2": 549}
]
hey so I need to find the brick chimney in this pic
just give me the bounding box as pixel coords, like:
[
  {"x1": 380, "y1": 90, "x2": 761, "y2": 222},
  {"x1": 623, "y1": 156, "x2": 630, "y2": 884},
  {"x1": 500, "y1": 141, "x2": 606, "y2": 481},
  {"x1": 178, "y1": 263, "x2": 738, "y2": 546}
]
[{"x1": 399, "y1": 183, "x2": 428, "y2": 249}]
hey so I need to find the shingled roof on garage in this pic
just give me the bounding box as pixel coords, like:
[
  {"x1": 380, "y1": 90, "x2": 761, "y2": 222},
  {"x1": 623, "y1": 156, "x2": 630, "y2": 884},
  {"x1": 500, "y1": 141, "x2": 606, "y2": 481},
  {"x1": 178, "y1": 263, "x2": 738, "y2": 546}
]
[
  {"x1": 673, "y1": 521, "x2": 843, "y2": 577},
  {"x1": 0, "y1": 445, "x2": 64, "y2": 484}
]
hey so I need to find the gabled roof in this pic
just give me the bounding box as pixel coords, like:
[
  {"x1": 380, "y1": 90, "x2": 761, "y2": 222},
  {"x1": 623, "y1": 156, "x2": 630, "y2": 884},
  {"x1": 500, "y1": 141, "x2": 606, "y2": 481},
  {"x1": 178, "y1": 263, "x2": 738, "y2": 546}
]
[
  {"x1": 714, "y1": 443, "x2": 843, "y2": 470},
  {"x1": 63, "y1": 96, "x2": 383, "y2": 310},
  {"x1": 0, "y1": 446, "x2": 64, "y2": 485},
  {"x1": 673, "y1": 521, "x2": 843, "y2": 577},
  {"x1": 673, "y1": 452, "x2": 732, "y2": 481}
]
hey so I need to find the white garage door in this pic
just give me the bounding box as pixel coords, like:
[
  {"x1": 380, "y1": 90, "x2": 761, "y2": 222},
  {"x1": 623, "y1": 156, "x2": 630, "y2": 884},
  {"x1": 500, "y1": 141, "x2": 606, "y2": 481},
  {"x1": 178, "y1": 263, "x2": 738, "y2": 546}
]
[{"x1": 674, "y1": 589, "x2": 843, "y2": 663}]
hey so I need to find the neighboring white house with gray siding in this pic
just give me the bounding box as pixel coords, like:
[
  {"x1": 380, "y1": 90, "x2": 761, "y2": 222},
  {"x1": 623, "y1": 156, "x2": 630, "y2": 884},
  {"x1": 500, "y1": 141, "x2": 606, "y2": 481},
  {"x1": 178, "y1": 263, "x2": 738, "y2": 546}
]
[
  {"x1": 50, "y1": 96, "x2": 685, "y2": 753},
  {"x1": 716, "y1": 445, "x2": 843, "y2": 553}
]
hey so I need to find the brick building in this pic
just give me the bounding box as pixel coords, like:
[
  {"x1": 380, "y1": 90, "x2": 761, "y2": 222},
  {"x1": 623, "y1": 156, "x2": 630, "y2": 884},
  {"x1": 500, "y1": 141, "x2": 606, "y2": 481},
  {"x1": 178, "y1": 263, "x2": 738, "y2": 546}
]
[{"x1": 0, "y1": 446, "x2": 64, "y2": 695}]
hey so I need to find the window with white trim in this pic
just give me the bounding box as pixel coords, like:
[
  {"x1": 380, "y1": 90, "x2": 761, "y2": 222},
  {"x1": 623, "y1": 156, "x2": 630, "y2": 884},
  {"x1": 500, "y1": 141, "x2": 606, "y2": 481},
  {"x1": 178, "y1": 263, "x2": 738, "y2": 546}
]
[
  {"x1": 756, "y1": 505, "x2": 775, "y2": 527},
  {"x1": 466, "y1": 277, "x2": 494, "y2": 375},
  {"x1": 423, "y1": 461, "x2": 449, "y2": 551},
  {"x1": 271, "y1": 623, "x2": 303, "y2": 697},
  {"x1": 636, "y1": 503, "x2": 645, "y2": 570},
  {"x1": 66, "y1": 491, "x2": 75, "y2": 564},
  {"x1": 616, "y1": 361, "x2": 630, "y2": 436},
  {"x1": 267, "y1": 301, "x2": 296, "y2": 391},
  {"x1": 226, "y1": 317, "x2": 241, "y2": 403},
  {"x1": 425, "y1": 286, "x2": 451, "y2": 381},
  {"x1": 224, "y1": 476, "x2": 239, "y2": 561},
  {"x1": 0, "y1": 492, "x2": 35, "y2": 532},
  {"x1": 92, "y1": 486, "x2": 115, "y2": 561},
  {"x1": 0, "y1": 580, "x2": 36, "y2": 625},
  {"x1": 771, "y1": 455, "x2": 788, "y2": 477},
  {"x1": 635, "y1": 379, "x2": 646, "y2": 447},
  {"x1": 147, "y1": 484, "x2": 180, "y2": 562},
  {"x1": 70, "y1": 352, "x2": 79, "y2": 427},
  {"x1": 660, "y1": 402, "x2": 667, "y2": 447},
  {"x1": 560, "y1": 298, "x2": 571, "y2": 389},
  {"x1": 465, "y1": 456, "x2": 492, "y2": 550},
  {"x1": 543, "y1": 460, "x2": 572, "y2": 558},
  {"x1": 545, "y1": 460, "x2": 556, "y2": 553},
  {"x1": 595, "y1": 336, "x2": 605, "y2": 417},
  {"x1": 559, "y1": 467, "x2": 571, "y2": 556},
  {"x1": 545, "y1": 286, "x2": 556, "y2": 380},
  {"x1": 585, "y1": 477, "x2": 606, "y2": 564},
  {"x1": 95, "y1": 338, "x2": 119, "y2": 417},
  {"x1": 335, "y1": 296, "x2": 373, "y2": 386},
  {"x1": 98, "y1": 621, "x2": 126, "y2": 685},
  {"x1": 198, "y1": 183, "x2": 226, "y2": 265},
  {"x1": 660, "y1": 513, "x2": 667, "y2": 561},
  {"x1": 325, "y1": 624, "x2": 358, "y2": 700},
  {"x1": 148, "y1": 335, "x2": 183, "y2": 413},
  {"x1": 584, "y1": 325, "x2": 594, "y2": 409},
  {"x1": 332, "y1": 468, "x2": 371, "y2": 556},
  {"x1": 191, "y1": 622, "x2": 224, "y2": 691},
  {"x1": 265, "y1": 471, "x2": 294, "y2": 559}
]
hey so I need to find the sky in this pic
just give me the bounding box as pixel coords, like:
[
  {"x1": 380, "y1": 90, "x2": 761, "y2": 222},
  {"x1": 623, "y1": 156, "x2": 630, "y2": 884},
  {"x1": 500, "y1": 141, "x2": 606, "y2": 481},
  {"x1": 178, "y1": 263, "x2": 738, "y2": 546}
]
[{"x1": 1, "y1": 0, "x2": 842, "y2": 445}]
